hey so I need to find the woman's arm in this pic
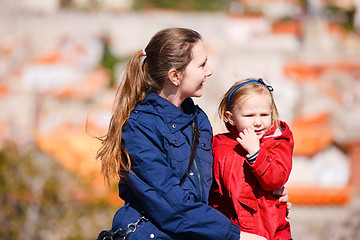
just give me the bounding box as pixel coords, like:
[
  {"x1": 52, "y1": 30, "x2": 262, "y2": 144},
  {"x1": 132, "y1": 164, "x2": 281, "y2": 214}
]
[
  {"x1": 273, "y1": 187, "x2": 292, "y2": 219},
  {"x1": 240, "y1": 231, "x2": 267, "y2": 240},
  {"x1": 123, "y1": 119, "x2": 240, "y2": 240}
]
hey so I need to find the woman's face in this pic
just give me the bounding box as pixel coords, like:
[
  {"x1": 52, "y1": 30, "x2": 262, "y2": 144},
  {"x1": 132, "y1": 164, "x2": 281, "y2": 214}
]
[{"x1": 178, "y1": 40, "x2": 212, "y2": 99}]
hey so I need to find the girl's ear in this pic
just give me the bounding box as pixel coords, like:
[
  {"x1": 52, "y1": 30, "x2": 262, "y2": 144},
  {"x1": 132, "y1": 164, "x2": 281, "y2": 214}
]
[
  {"x1": 225, "y1": 111, "x2": 235, "y2": 126},
  {"x1": 167, "y1": 68, "x2": 181, "y2": 87}
]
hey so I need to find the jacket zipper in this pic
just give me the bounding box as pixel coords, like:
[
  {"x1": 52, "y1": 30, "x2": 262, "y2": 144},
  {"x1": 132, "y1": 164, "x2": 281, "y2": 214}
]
[{"x1": 193, "y1": 160, "x2": 202, "y2": 202}]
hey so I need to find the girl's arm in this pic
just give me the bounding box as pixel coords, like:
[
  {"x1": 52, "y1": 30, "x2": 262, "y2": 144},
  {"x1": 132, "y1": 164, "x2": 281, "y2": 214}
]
[
  {"x1": 236, "y1": 127, "x2": 293, "y2": 191},
  {"x1": 247, "y1": 137, "x2": 293, "y2": 191}
]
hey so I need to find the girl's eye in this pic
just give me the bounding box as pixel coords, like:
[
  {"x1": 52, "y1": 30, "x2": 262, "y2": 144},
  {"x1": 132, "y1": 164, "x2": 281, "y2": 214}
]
[{"x1": 261, "y1": 113, "x2": 270, "y2": 117}]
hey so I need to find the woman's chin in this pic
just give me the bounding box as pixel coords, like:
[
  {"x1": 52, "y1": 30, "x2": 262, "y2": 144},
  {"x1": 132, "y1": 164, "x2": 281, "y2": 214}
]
[{"x1": 192, "y1": 90, "x2": 203, "y2": 98}]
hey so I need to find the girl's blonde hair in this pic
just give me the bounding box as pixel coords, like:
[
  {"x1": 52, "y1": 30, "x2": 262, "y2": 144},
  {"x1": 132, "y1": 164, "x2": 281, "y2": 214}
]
[
  {"x1": 218, "y1": 78, "x2": 279, "y2": 132},
  {"x1": 97, "y1": 28, "x2": 202, "y2": 185}
]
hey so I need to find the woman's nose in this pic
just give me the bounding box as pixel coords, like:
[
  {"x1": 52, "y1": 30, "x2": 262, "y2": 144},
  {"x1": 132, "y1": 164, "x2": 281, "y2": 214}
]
[{"x1": 205, "y1": 64, "x2": 212, "y2": 77}]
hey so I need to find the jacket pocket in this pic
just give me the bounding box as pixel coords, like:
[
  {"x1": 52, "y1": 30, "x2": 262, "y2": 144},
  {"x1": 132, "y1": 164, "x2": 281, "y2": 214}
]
[
  {"x1": 197, "y1": 135, "x2": 213, "y2": 184},
  {"x1": 197, "y1": 135, "x2": 212, "y2": 163},
  {"x1": 163, "y1": 133, "x2": 189, "y2": 177},
  {"x1": 236, "y1": 196, "x2": 259, "y2": 230}
]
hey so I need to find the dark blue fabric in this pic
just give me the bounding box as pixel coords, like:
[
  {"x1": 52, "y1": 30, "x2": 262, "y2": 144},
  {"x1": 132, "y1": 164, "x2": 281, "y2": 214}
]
[{"x1": 112, "y1": 92, "x2": 240, "y2": 240}]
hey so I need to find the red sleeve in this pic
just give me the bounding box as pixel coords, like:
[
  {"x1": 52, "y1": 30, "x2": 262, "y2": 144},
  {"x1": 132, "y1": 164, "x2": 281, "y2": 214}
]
[{"x1": 247, "y1": 125, "x2": 294, "y2": 191}]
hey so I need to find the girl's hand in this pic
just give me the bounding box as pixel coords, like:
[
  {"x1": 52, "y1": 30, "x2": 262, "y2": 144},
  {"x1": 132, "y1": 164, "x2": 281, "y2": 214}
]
[
  {"x1": 273, "y1": 187, "x2": 292, "y2": 219},
  {"x1": 239, "y1": 231, "x2": 267, "y2": 240},
  {"x1": 236, "y1": 127, "x2": 260, "y2": 156}
]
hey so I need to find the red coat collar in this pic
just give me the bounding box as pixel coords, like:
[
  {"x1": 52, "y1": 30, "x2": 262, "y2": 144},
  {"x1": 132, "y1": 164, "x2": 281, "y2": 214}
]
[{"x1": 218, "y1": 121, "x2": 291, "y2": 145}]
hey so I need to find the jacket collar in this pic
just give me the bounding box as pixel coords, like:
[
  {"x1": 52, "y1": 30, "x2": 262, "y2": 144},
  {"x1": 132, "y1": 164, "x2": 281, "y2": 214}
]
[
  {"x1": 134, "y1": 92, "x2": 196, "y2": 132},
  {"x1": 227, "y1": 121, "x2": 291, "y2": 141}
]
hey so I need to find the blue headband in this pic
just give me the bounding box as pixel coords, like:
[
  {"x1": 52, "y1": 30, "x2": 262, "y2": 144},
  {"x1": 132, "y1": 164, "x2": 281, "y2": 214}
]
[{"x1": 227, "y1": 78, "x2": 273, "y2": 110}]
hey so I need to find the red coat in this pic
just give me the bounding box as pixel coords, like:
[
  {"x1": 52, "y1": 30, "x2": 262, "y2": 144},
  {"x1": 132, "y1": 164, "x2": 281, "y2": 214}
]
[{"x1": 210, "y1": 121, "x2": 293, "y2": 240}]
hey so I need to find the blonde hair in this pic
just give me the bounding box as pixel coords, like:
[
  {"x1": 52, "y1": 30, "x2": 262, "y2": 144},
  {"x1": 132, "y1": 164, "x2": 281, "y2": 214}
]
[
  {"x1": 97, "y1": 28, "x2": 202, "y2": 185},
  {"x1": 218, "y1": 78, "x2": 279, "y2": 131}
]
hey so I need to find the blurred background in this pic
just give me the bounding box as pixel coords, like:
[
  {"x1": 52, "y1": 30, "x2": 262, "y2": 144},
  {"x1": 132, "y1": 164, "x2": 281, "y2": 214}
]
[{"x1": 0, "y1": 0, "x2": 360, "y2": 239}]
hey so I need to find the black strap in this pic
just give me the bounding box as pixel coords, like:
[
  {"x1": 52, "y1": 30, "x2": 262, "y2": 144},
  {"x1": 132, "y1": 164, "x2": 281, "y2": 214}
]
[
  {"x1": 97, "y1": 216, "x2": 148, "y2": 240},
  {"x1": 179, "y1": 115, "x2": 200, "y2": 186}
]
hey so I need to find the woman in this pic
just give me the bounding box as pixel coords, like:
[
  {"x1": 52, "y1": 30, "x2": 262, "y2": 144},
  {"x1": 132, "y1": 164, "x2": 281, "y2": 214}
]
[{"x1": 97, "y1": 27, "x2": 267, "y2": 240}]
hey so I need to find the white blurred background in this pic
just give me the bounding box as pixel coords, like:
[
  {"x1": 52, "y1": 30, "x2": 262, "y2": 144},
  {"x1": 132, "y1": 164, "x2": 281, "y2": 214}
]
[{"x1": 1, "y1": 0, "x2": 360, "y2": 239}]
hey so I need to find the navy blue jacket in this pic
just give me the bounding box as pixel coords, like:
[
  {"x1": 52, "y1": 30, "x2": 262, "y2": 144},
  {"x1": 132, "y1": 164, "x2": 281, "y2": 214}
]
[{"x1": 112, "y1": 92, "x2": 241, "y2": 240}]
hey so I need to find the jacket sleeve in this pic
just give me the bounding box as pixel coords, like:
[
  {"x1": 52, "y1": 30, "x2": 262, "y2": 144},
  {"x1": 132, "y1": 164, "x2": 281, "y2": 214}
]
[
  {"x1": 247, "y1": 135, "x2": 294, "y2": 191},
  {"x1": 122, "y1": 119, "x2": 240, "y2": 240}
]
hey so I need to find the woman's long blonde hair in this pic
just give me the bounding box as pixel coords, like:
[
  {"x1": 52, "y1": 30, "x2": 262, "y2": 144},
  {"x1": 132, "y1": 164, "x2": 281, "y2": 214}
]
[{"x1": 97, "y1": 28, "x2": 202, "y2": 185}]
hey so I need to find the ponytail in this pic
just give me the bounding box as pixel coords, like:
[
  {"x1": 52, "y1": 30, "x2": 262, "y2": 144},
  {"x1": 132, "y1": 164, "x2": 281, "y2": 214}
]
[{"x1": 97, "y1": 50, "x2": 147, "y2": 185}]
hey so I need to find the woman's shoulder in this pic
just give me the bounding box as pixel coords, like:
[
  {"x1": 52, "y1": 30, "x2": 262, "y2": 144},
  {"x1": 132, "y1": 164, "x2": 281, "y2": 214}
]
[
  {"x1": 195, "y1": 105, "x2": 212, "y2": 128},
  {"x1": 128, "y1": 107, "x2": 161, "y2": 129}
]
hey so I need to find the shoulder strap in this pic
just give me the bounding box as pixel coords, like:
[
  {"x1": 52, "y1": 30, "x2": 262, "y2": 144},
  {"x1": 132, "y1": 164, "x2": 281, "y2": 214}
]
[{"x1": 179, "y1": 115, "x2": 200, "y2": 186}]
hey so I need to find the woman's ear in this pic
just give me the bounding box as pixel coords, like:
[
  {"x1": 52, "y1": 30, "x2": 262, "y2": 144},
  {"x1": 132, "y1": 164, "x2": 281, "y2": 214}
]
[
  {"x1": 167, "y1": 68, "x2": 181, "y2": 87},
  {"x1": 225, "y1": 111, "x2": 235, "y2": 126}
]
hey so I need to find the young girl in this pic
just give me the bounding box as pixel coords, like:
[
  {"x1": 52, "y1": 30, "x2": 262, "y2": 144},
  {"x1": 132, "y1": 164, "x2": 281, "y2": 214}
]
[{"x1": 210, "y1": 78, "x2": 293, "y2": 240}]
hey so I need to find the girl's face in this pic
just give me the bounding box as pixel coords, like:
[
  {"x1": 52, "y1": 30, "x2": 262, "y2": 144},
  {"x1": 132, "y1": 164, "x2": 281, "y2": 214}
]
[
  {"x1": 179, "y1": 40, "x2": 212, "y2": 99},
  {"x1": 226, "y1": 93, "x2": 272, "y2": 139}
]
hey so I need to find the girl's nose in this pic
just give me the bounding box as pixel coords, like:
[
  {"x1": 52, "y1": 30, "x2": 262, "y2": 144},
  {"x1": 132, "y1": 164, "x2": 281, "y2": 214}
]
[{"x1": 253, "y1": 116, "x2": 262, "y2": 126}]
